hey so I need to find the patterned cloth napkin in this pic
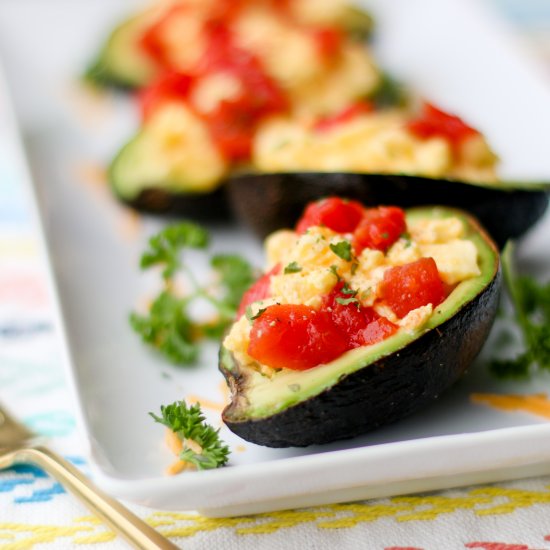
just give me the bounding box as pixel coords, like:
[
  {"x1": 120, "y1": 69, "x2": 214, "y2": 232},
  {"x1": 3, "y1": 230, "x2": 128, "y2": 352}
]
[{"x1": 2, "y1": 1, "x2": 550, "y2": 549}]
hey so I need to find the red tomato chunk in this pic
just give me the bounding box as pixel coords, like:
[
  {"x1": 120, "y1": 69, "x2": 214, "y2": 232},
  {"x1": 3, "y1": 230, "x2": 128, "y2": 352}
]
[
  {"x1": 313, "y1": 101, "x2": 373, "y2": 133},
  {"x1": 407, "y1": 102, "x2": 479, "y2": 153},
  {"x1": 353, "y1": 206, "x2": 406, "y2": 253},
  {"x1": 380, "y1": 257, "x2": 446, "y2": 318},
  {"x1": 312, "y1": 27, "x2": 344, "y2": 61},
  {"x1": 237, "y1": 264, "x2": 280, "y2": 317},
  {"x1": 247, "y1": 285, "x2": 399, "y2": 372},
  {"x1": 138, "y1": 72, "x2": 192, "y2": 120},
  {"x1": 296, "y1": 197, "x2": 365, "y2": 234},
  {"x1": 325, "y1": 282, "x2": 397, "y2": 348},
  {"x1": 248, "y1": 304, "x2": 348, "y2": 370},
  {"x1": 198, "y1": 34, "x2": 288, "y2": 161}
]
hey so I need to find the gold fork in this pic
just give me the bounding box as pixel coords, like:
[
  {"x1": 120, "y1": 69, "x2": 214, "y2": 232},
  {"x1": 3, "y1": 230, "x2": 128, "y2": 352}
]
[{"x1": 0, "y1": 405, "x2": 180, "y2": 549}]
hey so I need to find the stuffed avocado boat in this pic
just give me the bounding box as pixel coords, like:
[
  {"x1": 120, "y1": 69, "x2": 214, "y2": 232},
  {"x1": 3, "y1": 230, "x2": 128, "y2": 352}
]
[
  {"x1": 227, "y1": 101, "x2": 549, "y2": 246},
  {"x1": 99, "y1": 0, "x2": 380, "y2": 216},
  {"x1": 111, "y1": 70, "x2": 548, "y2": 240},
  {"x1": 219, "y1": 198, "x2": 501, "y2": 447},
  {"x1": 86, "y1": 0, "x2": 374, "y2": 90}
]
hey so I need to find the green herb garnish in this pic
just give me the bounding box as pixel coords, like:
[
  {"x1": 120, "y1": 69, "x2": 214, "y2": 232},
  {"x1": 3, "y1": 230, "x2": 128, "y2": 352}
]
[
  {"x1": 140, "y1": 222, "x2": 209, "y2": 281},
  {"x1": 371, "y1": 71, "x2": 409, "y2": 109},
  {"x1": 131, "y1": 222, "x2": 255, "y2": 365},
  {"x1": 150, "y1": 401, "x2": 230, "y2": 470},
  {"x1": 330, "y1": 241, "x2": 353, "y2": 261},
  {"x1": 246, "y1": 306, "x2": 267, "y2": 322},
  {"x1": 335, "y1": 296, "x2": 359, "y2": 306},
  {"x1": 490, "y1": 242, "x2": 550, "y2": 379},
  {"x1": 336, "y1": 283, "x2": 359, "y2": 306},
  {"x1": 284, "y1": 261, "x2": 302, "y2": 274},
  {"x1": 130, "y1": 291, "x2": 197, "y2": 365},
  {"x1": 341, "y1": 283, "x2": 358, "y2": 296},
  {"x1": 401, "y1": 232, "x2": 412, "y2": 248}
]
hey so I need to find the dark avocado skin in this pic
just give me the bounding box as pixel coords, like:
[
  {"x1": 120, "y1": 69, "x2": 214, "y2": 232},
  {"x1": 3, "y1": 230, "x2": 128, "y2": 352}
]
[
  {"x1": 117, "y1": 186, "x2": 232, "y2": 220},
  {"x1": 227, "y1": 172, "x2": 549, "y2": 247},
  {"x1": 221, "y1": 267, "x2": 501, "y2": 447}
]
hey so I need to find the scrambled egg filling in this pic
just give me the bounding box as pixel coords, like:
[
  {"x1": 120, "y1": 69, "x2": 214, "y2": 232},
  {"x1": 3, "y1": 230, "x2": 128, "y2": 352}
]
[
  {"x1": 253, "y1": 110, "x2": 498, "y2": 182},
  {"x1": 232, "y1": 7, "x2": 379, "y2": 116},
  {"x1": 224, "y1": 215, "x2": 481, "y2": 371},
  {"x1": 139, "y1": 103, "x2": 228, "y2": 191}
]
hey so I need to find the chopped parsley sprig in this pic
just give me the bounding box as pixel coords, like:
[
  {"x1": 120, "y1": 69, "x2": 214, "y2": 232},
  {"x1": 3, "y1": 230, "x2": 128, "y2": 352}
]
[
  {"x1": 150, "y1": 401, "x2": 230, "y2": 470},
  {"x1": 130, "y1": 222, "x2": 255, "y2": 365},
  {"x1": 330, "y1": 240, "x2": 353, "y2": 261},
  {"x1": 490, "y1": 242, "x2": 550, "y2": 379}
]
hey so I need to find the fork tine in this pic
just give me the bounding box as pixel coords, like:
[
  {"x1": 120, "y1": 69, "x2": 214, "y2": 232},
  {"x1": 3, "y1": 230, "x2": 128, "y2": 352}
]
[{"x1": 0, "y1": 407, "x2": 34, "y2": 447}]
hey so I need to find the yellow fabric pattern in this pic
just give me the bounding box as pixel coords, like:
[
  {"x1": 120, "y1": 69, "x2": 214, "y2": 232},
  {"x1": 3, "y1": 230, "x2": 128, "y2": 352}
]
[{"x1": 3, "y1": 485, "x2": 550, "y2": 548}]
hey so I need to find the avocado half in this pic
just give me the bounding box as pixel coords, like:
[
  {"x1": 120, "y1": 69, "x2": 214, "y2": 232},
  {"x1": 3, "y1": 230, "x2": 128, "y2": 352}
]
[
  {"x1": 109, "y1": 131, "x2": 231, "y2": 220},
  {"x1": 227, "y1": 172, "x2": 549, "y2": 247},
  {"x1": 85, "y1": 14, "x2": 159, "y2": 89},
  {"x1": 84, "y1": 6, "x2": 373, "y2": 91},
  {"x1": 219, "y1": 207, "x2": 501, "y2": 447}
]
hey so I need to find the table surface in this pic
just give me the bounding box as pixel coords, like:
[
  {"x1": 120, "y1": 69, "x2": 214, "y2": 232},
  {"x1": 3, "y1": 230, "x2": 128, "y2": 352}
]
[{"x1": 1, "y1": 1, "x2": 550, "y2": 548}]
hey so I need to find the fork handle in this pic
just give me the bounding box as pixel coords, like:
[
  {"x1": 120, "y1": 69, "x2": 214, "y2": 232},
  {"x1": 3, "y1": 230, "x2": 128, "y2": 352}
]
[{"x1": 5, "y1": 446, "x2": 180, "y2": 549}]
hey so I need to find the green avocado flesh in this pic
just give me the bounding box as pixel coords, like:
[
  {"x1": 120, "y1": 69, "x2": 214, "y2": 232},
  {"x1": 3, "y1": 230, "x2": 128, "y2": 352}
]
[
  {"x1": 110, "y1": 130, "x2": 223, "y2": 202},
  {"x1": 85, "y1": 14, "x2": 158, "y2": 89},
  {"x1": 220, "y1": 206, "x2": 501, "y2": 447}
]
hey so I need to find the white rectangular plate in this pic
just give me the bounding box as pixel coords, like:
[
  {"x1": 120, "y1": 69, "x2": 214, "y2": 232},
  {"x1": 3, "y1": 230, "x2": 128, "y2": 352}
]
[{"x1": 2, "y1": 0, "x2": 550, "y2": 517}]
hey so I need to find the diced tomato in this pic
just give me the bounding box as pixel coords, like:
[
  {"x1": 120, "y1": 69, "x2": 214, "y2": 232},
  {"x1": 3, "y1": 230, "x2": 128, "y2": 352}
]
[
  {"x1": 139, "y1": 4, "x2": 190, "y2": 68},
  {"x1": 199, "y1": 32, "x2": 287, "y2": 118},
  {"x1": 353, "y1": 206, "x2": 406, "y2": 253},
  {"x1": 207, "y1": 0, "x2": 248, "y2": 24},
  {"x1": 407, "y1": 102, "x2": 479, "y2": 153},
  {"x1": 197, "y1": 35, "x2": 288, "y2": 161},
  {"x1": 139, "y1": 2, "x2": 247, "y2": 68},
  {"x1": 201, "y1": 96, "x2": 256, "y2": 161},
  {"x1": 357, "y1": 315, "x2": 398, "y2": 346},
  {"x1": 324, "y1": 283, "x2": 366, "y2": 342},
  {"x1": 237, "y1": 264, "x2": 281, "y2": 318},
  {"x1": 325, "y1": 282, "x2": 397, "y2": 348},
  {"x1": 313, "y1": 101, "x2": 374, "y2": 133},
  {"x1": 137, "y1": 71, "x2": 193, "y2": 120},
  {"x1": 312, "y1": 27, "x2": 343, "y2": 61},
  {"x1": 296, "y1": 197, "x2": 365, "y2": 234},
  {"x1": 248, "y1": 304, "x2": 348, "y2": 370},
  {"x1": 380, "y1": 257, "x2": 446, "y2": 318}
]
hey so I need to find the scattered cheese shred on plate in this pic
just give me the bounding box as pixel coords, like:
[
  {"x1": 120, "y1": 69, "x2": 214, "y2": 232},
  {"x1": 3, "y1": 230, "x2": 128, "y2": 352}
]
[{"x1": 471, "y1": 393, "x2": 550, "y2": 420}]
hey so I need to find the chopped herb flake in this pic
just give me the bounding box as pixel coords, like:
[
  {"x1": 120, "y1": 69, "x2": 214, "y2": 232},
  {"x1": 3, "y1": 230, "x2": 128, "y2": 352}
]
[
  {"x1": 330, "y1": 241, "x2": 353, "y2": 261},
  {"x1": 335, "y1": 296, "x2": 359, "y2": 306},
  {"x1": 329, "y1": 265, "x2": 341, "y2": 279},
  {"x1": 341, "y1": 283, "x2": 358, "y2": 296},
  {"x1": 247, "y1": 307, "x2": 267, "y2": 322},
  {"x1": 284, "y1": 261, "x2": 302, "y2": 274}
]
